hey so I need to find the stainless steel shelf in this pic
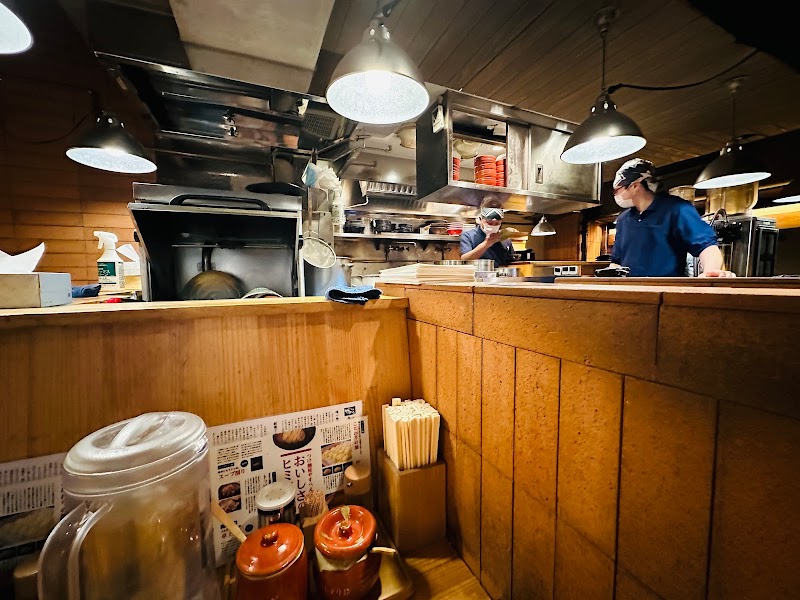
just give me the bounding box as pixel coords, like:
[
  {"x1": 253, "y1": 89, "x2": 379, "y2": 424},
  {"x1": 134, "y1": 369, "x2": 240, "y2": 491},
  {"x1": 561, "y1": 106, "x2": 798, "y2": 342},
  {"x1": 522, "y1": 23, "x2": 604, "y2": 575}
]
[{"x1": 334, "y1": 233, "x2": 460, "y2": 242}]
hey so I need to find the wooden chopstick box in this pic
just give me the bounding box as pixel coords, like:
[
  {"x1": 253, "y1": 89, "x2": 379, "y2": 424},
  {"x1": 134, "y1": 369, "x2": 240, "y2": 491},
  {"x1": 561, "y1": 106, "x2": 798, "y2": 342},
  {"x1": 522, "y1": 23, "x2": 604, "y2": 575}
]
[
  {"x1": 377, "y1": 448, "x2": 446, "y2": 553},
  {"x1": 0, "y1": 273, "x2": 72, "y2": 308}
]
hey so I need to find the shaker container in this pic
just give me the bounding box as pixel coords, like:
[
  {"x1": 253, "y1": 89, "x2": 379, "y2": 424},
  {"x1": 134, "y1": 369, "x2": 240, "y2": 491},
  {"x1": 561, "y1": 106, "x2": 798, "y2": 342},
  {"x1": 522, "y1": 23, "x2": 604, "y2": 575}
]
[
  {"x1": 38, "y1": 412, "x2": 219, "y2": 600},
  {"x1": 255, "y1": 480, "x2": 297, "y2": 527}
]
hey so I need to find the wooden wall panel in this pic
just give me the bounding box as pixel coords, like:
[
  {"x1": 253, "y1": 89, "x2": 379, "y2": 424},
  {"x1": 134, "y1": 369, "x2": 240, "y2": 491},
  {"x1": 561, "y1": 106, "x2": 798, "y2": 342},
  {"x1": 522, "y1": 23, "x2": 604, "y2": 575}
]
[{"x1": 0, "y1": 304, "x2": 411, "y2": 465}]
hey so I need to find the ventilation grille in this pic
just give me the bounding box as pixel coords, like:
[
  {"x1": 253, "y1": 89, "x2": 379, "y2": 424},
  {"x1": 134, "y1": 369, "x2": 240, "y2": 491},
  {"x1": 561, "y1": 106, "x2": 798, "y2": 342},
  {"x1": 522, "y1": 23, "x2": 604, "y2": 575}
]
[
  {"x1": 362, "y1": 181, "x2": 417, "y2": 197},
  {"x1": 302, "y1": 108, "x2": 341, "y2": 139}
]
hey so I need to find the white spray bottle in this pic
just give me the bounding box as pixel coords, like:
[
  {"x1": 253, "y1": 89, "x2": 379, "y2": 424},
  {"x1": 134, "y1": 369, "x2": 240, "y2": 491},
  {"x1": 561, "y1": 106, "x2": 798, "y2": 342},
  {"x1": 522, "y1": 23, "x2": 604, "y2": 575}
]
[{"x1": 94, "y1": 231, "x2": 125, "y2": 291}]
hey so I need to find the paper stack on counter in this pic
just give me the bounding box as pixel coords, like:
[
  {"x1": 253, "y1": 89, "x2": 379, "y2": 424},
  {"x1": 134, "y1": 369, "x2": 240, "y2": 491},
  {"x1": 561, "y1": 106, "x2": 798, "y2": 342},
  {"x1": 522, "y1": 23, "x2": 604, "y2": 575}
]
[{"x1": 382, "y1": 398, "x2": 440, "y2": 470}]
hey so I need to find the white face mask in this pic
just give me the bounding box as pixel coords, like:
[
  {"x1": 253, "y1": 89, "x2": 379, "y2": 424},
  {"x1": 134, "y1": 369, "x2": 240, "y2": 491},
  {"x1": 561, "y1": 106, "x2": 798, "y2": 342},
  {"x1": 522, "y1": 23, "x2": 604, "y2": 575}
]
[
  {"x1": 615, "y1": 198, "x2": 634, "y2": 209},
  {"x1": 481, "y1": 223, "x2": 501, "y2": 234}
]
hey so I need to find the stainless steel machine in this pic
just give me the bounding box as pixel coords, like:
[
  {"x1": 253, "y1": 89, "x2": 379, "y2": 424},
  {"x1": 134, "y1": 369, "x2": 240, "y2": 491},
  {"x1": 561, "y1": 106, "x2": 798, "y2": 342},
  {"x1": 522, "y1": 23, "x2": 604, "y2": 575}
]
[
  {"x1": 129, "y1": 183, "x2": 305, "y2": 300},
  {"x1": 699, "y1": 212, "x2": 779, "y2": 277}
]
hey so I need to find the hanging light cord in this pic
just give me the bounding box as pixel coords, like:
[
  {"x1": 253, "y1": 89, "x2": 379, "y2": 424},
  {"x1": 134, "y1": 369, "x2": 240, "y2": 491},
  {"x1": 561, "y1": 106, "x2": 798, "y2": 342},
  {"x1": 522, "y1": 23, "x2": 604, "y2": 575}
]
[{"x1": 606, "y1": 49, "x2": 759, "y2": 94}]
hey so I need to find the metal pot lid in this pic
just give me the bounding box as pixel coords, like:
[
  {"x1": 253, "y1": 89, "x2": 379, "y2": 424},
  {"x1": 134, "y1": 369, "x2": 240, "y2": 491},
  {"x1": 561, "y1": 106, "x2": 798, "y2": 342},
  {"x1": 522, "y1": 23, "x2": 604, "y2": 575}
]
[
  {"x1": 64, "y1": 412, "x2": 207, "y2": 495},
  {"x1": 256, "y1": 481, "x2": 296, "y2": 511},
  {"x1": 236, "y1": 523, "x2": 304, "y2": 578},
  {"x1": 314, "y1": 505, "x2": 376, "y2": 560}
]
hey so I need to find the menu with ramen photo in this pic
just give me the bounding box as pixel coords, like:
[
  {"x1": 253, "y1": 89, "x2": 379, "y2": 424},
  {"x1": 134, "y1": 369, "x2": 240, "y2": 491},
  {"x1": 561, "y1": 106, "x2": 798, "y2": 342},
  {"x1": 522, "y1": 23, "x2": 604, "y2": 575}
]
[{"x1": 206, "y1": 402, "x2": 370, "y2": 564}]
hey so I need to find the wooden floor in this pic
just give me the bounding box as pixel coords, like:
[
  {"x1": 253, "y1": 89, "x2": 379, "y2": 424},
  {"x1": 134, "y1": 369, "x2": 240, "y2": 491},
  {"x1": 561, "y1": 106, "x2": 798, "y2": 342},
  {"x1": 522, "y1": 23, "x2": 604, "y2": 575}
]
[{"x1": 404, "y1": 541, "x2": 489, "y2": 599}]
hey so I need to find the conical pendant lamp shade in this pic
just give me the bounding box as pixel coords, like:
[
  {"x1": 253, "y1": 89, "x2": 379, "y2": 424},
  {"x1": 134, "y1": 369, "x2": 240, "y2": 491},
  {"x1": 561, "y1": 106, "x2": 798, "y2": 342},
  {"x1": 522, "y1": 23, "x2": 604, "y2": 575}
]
[
  {"x1": 530, "y1": 215, "x2": 557, "y2": 236},
  {"x1": 326, "y1": 22, "x2": 429, "y2": 125},
  {"x1": 66, "y1": 112, "x2": 156, "y2": 174},
  {"x1": 561, "y1": 93, "x2": 646, "y2": 164},
  {"x1": 0, "y1": 1, "x2": 33, "y2": 54},
  {"x1": 693, "y1": 140, "x2": 770, "y2": 190}
]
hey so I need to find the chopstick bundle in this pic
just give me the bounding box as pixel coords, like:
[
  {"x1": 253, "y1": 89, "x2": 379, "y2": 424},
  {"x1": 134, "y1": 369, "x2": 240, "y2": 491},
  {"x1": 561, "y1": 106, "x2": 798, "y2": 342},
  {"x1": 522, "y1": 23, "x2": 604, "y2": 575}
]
[{"x1": 382, "y1": 398, "x2": 441, "y2": 470}]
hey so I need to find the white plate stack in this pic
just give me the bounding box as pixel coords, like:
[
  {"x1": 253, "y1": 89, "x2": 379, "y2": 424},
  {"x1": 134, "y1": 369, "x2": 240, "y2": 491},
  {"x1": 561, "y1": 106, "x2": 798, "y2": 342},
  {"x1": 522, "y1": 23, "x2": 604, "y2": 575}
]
[{"x1": 382, "y1": 398, "x2": 440, "y2": 470}]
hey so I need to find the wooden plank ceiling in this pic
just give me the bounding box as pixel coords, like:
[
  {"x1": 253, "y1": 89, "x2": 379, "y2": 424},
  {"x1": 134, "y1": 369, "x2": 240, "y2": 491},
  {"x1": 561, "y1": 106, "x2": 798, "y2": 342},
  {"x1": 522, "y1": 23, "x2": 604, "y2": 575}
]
[{"x1": 320, "y1": 0, "x2": 800, "y2": 178}]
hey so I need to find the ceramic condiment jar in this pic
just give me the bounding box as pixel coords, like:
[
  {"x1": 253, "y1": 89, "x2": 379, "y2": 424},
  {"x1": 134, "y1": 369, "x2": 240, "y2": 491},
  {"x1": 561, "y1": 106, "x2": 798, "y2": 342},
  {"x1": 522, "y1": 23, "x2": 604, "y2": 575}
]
[
  {"x1": 313, "y1": 505, "x2": 382, "y2": 600},
  {"x1": 235, "y1": 523, "x2": 307, "y2": 600}
]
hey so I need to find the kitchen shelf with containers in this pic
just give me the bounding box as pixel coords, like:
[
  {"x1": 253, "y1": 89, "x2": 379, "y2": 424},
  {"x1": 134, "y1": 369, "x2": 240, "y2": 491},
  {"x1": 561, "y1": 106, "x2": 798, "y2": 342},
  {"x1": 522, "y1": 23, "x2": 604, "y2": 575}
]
[{"x1": 336, "y1": 218, "x2": 468, "y2": 245}]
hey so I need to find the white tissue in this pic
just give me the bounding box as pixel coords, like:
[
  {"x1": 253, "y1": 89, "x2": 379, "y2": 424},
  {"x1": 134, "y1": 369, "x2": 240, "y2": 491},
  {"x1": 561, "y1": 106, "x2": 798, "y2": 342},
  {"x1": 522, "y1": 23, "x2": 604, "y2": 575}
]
[{"x1": 0, "y1": 243, "x2": 45, "y2": 274}]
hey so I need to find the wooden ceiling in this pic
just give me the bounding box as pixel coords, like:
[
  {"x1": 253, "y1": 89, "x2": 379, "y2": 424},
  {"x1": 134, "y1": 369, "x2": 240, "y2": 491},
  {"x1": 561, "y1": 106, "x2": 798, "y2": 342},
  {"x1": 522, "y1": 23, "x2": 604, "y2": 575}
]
[{"x1": 320, "y1": 0, "x2": 800, "y2": 179}]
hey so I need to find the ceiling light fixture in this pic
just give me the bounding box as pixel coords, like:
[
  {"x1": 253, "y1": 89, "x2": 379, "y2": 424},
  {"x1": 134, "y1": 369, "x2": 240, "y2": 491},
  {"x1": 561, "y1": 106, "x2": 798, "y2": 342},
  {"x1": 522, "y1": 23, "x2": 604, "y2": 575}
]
[
  {"x1": 326, "y1": 0, "x2": 429, "y2": 125},
  {"x1": 530, "y1": 215, "x2": 557, "y2": 237},
  {"x1": 774, "y1": 179, "x2": 800, "y2": 204},
  {"x1": 67, "y1": 111, "x2": 156, "y2": 174},
  {"x1": 694, "y1": 77, "x2": 770, "y2": 190},
  {"x1": 561, "y1": 7, "x2": 646, "y2": 165},
  {"x1": 0, "y1": 0, "x2": 33, "y2": 54}
]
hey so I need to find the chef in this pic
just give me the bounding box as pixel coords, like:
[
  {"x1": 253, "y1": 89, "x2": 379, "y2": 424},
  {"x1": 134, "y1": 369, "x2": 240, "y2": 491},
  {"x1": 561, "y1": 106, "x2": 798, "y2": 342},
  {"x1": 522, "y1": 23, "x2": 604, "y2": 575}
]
[
  {"x1": 611, "y1": 158, "x2": 734, "y2": 277},
  {"x1": 460, "y1": 198, "x2": 515, "y2": 265}
]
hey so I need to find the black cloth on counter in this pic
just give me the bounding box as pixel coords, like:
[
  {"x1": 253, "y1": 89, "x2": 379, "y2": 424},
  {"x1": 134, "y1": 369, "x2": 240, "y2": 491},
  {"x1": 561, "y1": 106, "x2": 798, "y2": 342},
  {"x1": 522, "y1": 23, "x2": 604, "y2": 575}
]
[{"x1": 324, "y1": 285, "x2": 382, "y2": 305}]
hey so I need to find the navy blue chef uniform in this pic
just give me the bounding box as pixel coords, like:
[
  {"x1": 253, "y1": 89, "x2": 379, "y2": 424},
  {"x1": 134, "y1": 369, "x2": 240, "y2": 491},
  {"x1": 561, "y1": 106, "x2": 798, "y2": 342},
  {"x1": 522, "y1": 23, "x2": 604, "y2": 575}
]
[{"x1": 459, "y1": 227, "x2": 515, "y2": 266}]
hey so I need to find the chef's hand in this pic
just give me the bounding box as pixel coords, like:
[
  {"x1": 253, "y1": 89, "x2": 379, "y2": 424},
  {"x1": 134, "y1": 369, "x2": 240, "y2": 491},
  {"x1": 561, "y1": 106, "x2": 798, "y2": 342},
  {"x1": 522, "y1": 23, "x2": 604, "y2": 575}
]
[
  {"x1": 483, "y1": 232, "x2": 503, "y2": 246},
  {"x1": 699, "y1": 270, "x2": 737, "y2": 278}
]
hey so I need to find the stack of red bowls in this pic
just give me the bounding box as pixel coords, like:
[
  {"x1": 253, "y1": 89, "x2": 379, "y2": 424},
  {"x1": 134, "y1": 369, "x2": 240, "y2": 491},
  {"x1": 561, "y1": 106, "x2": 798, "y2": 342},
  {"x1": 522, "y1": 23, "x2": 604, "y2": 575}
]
[
  {"x1": 474, "y1": 155, "x2": 497, "y2": 186},
  {"x1": 496, "y1": 154, "x2": 506, "y2": 188},
  {"x1": 452, "y1": 155, "x2": 461, "y2": 181}
]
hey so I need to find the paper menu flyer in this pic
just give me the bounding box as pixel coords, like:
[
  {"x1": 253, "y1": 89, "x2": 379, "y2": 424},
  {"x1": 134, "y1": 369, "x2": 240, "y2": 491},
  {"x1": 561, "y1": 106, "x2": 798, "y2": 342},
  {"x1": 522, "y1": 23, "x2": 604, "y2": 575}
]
[
  {"x1": 0, "y1": 453, "x2": 65, "y2": 576},
  {"x1": 206, "y1": 401, "x2": 369, "y2": 565}
]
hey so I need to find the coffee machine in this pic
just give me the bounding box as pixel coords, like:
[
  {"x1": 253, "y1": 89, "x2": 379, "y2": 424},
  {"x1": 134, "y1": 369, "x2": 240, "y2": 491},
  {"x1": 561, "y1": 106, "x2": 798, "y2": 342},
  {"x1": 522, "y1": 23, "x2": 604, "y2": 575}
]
[{"x1": 697, "y1": 211, "x2": 778, "y2": 277}]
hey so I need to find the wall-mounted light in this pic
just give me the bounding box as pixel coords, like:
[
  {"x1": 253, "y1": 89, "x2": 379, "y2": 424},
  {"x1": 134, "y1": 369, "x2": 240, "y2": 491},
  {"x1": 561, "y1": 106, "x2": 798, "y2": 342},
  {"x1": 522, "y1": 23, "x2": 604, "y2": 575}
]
[
  {"x1": 0, "y1": 0, "x2": 33, "y2": 54},
  {"x1": 66, "y1": 112, "x2": 156, "y2": 174},
  {"x1": 326, "y1": 0, "x2": 428, "y2": 125},
  {"x1": 561, "y1": 7, "x2": 645, "y2": 164},
  {"x1": 694, "y1": 77, "x2": 770, "y2": 190}
]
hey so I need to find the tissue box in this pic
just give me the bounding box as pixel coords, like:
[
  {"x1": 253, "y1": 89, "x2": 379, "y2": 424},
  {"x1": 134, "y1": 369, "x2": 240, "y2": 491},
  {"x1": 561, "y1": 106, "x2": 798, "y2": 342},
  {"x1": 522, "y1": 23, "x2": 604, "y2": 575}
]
[{"x1": 0, "y1": 273, "x2": 72, "y2": 308}]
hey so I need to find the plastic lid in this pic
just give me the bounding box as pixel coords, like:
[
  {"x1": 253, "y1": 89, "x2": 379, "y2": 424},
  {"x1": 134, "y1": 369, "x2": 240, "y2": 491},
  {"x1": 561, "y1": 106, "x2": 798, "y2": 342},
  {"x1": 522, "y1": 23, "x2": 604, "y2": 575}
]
[
  {"x1": 236, "y1": 524, "x2": 304, "y2": 578},
  {"x1": 256, "y1": 481, "x2": 296, "y2": 512},
  {"x1": 63, "y1": 412, "x2": 207, "y2": 496},
  {"x1": 314, "y1": 505, "x2": 376, "y2": 561}
]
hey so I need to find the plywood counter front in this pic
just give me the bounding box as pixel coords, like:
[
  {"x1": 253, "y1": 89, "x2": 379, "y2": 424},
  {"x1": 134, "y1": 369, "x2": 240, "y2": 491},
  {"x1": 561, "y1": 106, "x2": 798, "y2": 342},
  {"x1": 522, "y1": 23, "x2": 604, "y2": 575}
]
[
  {"x1": 0, "y1": 297, "x2": 411, "y2": 467},
  {"x1": 376, "y1": 280, "x2": 800, "y2": 600}
]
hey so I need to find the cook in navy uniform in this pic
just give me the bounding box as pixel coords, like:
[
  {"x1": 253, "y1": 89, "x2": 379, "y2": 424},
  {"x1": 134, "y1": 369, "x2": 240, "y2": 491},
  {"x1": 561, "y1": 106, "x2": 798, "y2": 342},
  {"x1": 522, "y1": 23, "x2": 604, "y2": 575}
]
[
  {"x1": 611, "y1": 158, "x2": 734, "y2": 277},
  {"x1": 459, "y1": 198, "x2": 515, "y2": 266}
]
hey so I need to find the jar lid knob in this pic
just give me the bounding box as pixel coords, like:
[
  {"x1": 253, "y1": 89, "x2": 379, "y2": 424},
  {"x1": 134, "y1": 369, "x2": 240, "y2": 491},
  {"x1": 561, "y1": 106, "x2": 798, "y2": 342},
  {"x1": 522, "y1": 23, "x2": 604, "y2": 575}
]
[
  {"x1": 261, "y1": 531, "x2": 279, "y2": 547},
  {"x1": 338, "y1": 505, "x2": 353, "y2": 537}
]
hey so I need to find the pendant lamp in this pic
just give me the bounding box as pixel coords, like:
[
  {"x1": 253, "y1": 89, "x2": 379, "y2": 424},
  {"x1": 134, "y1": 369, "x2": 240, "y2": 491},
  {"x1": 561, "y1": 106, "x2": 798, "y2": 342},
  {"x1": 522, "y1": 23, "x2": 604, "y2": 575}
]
[
  {"x1": 561, "y1": 7, "x2": 645, "y2": 164},
  {"x1": 530, "y1": 215, "x2": 556, "y2": 236},
  {"x1": 774, "y1": 179, "x2": 800, "y2": 204},
  {"x1": 0, "y1": 0, "x2": 33, "y2": 54},
  {"x1": 326, "y1": 0, "x2": 428, "y2": 125},
  {"x1": 694, "y1": 78, "x2": 770, "y2": 189},
  {"x1": 67, "y1": 112, "x2": 156, "y2": 174}
]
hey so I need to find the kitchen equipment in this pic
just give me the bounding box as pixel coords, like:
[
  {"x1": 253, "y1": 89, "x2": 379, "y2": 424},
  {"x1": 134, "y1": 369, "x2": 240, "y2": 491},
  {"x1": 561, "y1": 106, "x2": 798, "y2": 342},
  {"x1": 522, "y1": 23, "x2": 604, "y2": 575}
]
[
  {"x1": 697, "y1": 213, "x2": 778, "y2": 277},
  {"x1": 130, "y1": 184, "x2": 305, "y2": 300},
  {"x1": 474, "y1": 270, "x2": 497, "y2": 282},
  {"x1": 372, "y1": 219, "x2": 395, "y2": 233},
  {"x1": 38, "y1": 412, "x2": 218, "y2": 600},
  {"x1": 181, "y1": 246, "x2": 246, "y2": 300},
  {"x1": 244, "y1": 182, "x2": 304, "y2": 196},
  {"x1": 394, "y1": 223, "x2": 419, "y2": 234},
  {"x1": 314, "y1": 505, "x2": 388, "y2": 600},
  {"x1": 595, "y1": 265, "x2": 630, "y2": 277},
  {"x1": 343, "y1": 221, "x2": 366, "y2": 234},
  {"x1": 513, "y1": 249, "x2": 535, "y2": 261},
  {"x1": 446, "y1": 221, "x2": 463, "y2": 235},
  {"x1": 495, "y1": 266, "x2": 521, "y2": 277},
  {"x1": 235, "y1": 523, "x2": 307, "y2": 600},
  {"x1": 255, "y1": 481, "x2": 297, "y2": 527},
  {"x1": 427, "y1": 224, "x2": 448, "y2": 235}
]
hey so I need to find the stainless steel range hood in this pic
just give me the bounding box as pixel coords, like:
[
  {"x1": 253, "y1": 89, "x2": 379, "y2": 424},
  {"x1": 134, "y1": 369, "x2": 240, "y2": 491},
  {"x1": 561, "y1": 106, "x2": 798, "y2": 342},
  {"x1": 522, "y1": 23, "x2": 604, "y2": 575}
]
[{"x1": 96, "y1": 52, "x2": 358, "y2": 189}]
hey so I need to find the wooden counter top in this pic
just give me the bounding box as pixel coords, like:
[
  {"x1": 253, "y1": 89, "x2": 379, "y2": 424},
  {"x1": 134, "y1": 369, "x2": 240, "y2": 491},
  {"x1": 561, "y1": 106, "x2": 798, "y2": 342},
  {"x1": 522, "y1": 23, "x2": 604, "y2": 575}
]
[
  {"x1": 0, "y1": 296, "x2": 409, "y2": 330},
  {"x1": 379, "y1": 280, "x2": 800, "y2": 313}
]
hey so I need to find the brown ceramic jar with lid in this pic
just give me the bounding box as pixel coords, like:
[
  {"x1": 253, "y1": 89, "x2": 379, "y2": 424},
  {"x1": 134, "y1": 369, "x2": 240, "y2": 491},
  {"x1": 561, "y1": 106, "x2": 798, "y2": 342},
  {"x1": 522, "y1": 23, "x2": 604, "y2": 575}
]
[
  {"x1": 313, "y1": 505, "x2": 381, "y2": 600},
  {"x1": 235, "y1": 523, "x2": 308, "y2": 600}
]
